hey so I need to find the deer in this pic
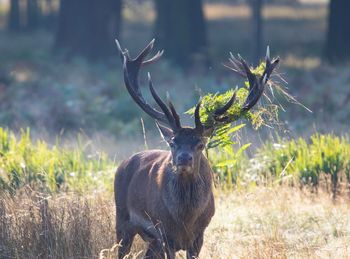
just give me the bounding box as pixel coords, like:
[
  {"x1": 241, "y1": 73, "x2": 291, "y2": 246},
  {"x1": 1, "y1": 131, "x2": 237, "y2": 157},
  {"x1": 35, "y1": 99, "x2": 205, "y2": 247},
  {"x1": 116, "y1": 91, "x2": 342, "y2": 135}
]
[{"x1": 114, "y1": 39, "x2": 279, "y2": 259}]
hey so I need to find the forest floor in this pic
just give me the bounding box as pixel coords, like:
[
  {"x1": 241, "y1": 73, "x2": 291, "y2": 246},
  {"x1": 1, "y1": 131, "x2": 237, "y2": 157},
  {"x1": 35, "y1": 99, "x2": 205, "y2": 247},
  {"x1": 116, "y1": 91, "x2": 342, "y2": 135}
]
[{"x1": 2, "y1": 187, "x2": 350, "y2": 259}]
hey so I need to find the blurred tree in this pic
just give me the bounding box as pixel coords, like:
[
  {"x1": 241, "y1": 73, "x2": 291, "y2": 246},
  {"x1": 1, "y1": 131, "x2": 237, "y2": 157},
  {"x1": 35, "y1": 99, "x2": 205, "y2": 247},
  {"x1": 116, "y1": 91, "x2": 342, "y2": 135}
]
[
  {"x1": 154, "y1": 0, "x2": 208, "y2": 68},
  {"x1": 8, "y1": 0, "x2": 21, "y2": 31},
  {"x1": 326, "y1": 0, "x2": 350, "y2": 63},
  {"x1": 55, "y1": 0, "x2": 122, "y2": 61},
  {"x1": 40, "y1": 0, "x2": 59, "y2": 30},
  {"x1": 251, "y1": 0, "x2": 263, "y2": 65},
  {"x1": 26, "y1": 0, "x2": 40, "y2": 30}
]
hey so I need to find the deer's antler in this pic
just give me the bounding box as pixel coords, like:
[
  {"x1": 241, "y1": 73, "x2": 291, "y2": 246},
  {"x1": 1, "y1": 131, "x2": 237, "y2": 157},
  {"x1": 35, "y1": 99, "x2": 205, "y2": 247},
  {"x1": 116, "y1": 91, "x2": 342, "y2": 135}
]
[
  {"x1": 225, "y1": 46, "x2": 280, "y2": 112},
  {"x1": 116, "y1": 40, "x2": 278, "y2": 136},
  {"x1": 195, "y1": 47, "x2": 279, "y2": 134},
  {"x1": 194, "y1": 93, "x2": 236, "y2": 134},
  {"x1": 116, "y1": 39, "x2": 181, "y2": 131}
]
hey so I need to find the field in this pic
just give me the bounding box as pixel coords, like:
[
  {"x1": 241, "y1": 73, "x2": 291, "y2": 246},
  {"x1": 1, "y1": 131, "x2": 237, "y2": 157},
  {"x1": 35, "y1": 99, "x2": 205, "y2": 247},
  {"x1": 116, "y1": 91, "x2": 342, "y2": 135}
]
[
  {"x1": 0, "y1": 129, "x2": 350, "y2": 258},
  {"x1": 1, "y1": 1, "x2": 350, "y2": 259},
  {"x1": 2, "y1": 188, "x2": 350, "y2": 258}
]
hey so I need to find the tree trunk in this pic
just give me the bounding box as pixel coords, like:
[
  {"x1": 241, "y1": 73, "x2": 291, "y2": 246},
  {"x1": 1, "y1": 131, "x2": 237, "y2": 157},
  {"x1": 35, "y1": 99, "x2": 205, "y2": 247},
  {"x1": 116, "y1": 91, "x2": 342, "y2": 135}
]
[
  {"x1": 8, "y1": 0, "x2": 21, "y2": 32},
  {"x1": 251, "y1": 0, "x2": 263, "y2": 65},
  {"x1": 154, "y1": 0, "x2": 208, "y2": 68},
  {"x1": 55, "y1": 0, "x2": 122, "y2": 61},
  {"x1": 325, "y1": 0, "x2": 350, "y2": 63},
  {"x1": 26, "y1": 0, "x2": 40, "y2": 30},
  {"x1": 41, "y1": 0, "x2": 58, "y2": 30}
]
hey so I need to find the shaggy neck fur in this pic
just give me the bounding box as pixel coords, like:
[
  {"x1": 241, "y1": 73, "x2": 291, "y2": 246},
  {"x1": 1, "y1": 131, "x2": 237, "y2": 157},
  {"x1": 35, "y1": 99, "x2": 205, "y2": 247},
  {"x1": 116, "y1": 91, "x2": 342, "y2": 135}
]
[{"x1": 164, "y1": 155, "x2": 211, "y2": 223}]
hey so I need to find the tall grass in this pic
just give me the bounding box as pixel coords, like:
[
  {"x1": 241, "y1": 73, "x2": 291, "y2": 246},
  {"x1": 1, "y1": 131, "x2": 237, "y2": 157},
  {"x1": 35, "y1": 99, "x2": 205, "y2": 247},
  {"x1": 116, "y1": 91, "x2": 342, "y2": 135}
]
[
  {"x1": 1, "y1": 127, "x2": 349, "y2": 197},
  {"x1": 0, "y1": 128, "x2": 115, "y2": 194},
  {"x1": 0, "y1": 190, "x2": 118, "y2": 258},
  {"x1": 215, "y1": 133, "x2": 350, "y2": 198},
  {"x1": 2, "y1": 188, "x2": 350, "y2": 259},
  {"x1": 1, "y1": 129, "x2": 350, "y2": 257}
]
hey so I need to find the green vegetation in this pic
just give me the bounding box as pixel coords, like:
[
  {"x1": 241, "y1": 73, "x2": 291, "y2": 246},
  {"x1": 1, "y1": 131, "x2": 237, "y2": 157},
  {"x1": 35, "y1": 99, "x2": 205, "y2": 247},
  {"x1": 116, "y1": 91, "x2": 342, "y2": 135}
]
[
  {"x1": 187, "y1": 61, "x2": 282, "y2": 149},
  {"x1": 1, "y1": 127, "x2": 349, "y2": 198},
  {"x1": 1, "y1": 2, "x2": 350, "y2": 258},
  {"x1": 187, "y1": 88, "x2": 252, "y2": 149},
  {"x1": 233, "y1": 134, "x2": 350, "y2": 197},
  {"x1": 209, "y1": 142, "x2": 250, "y2": 190},
  {"x1": 0, "y1": 128, "x2": 114, "y2": 194}
]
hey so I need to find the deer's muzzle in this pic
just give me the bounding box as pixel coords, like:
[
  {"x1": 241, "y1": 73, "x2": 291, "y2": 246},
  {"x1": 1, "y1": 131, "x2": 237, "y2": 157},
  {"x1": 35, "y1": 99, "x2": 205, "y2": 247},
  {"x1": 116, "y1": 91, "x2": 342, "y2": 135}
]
[{"x1": 176, "y1": 153, "x2": 193, "y2": 173}]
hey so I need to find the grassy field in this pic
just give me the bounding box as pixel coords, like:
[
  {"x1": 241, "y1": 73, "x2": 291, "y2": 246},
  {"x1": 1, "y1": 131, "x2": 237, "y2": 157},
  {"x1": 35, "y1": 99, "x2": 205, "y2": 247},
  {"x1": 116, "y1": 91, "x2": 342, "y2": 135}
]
[
  {"x1": 2, "y1": 187, "x2": 350, "y2": 259},
  {"x1": 0, "y1": 129, "x2": 349, "y2": 258},
  {"x1": 1, "y1": 1, "x2": 350, "y2": 258}
]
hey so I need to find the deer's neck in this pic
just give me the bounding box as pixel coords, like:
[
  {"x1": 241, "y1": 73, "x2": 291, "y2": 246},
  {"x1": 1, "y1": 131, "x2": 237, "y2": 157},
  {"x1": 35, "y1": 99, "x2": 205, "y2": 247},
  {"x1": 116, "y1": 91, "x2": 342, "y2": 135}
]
[{"x1": 164, "y1": 156, "x2": 211, "y2": 222}]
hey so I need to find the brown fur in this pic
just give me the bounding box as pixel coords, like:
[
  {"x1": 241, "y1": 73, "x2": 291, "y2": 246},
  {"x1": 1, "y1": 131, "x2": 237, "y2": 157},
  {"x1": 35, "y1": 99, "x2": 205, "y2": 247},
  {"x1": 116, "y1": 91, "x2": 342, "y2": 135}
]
[{"x1": 114, "y1": 149, "x2": 215, "y2": 259}]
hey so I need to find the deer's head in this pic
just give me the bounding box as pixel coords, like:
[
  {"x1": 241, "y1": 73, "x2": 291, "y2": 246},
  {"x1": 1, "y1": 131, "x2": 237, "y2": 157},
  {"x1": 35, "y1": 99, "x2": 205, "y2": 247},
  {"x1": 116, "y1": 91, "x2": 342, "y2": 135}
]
[{"x1": 116, "y1": 39, "x2": 279, "y2": 176}]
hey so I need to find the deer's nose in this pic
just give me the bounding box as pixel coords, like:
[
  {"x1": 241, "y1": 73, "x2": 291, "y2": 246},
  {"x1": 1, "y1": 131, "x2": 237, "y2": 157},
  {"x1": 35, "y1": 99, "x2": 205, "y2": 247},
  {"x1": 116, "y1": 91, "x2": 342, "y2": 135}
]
[{"x1": 177, "y1": 153, "x2": 193, "y2": 165}]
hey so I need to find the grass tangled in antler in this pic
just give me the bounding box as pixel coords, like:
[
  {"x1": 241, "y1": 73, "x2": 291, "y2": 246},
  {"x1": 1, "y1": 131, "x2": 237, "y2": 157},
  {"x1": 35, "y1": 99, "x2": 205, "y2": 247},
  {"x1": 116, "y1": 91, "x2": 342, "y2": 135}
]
[{"x1": 188, "y1": 58, "x2": 304, "y2": 149}]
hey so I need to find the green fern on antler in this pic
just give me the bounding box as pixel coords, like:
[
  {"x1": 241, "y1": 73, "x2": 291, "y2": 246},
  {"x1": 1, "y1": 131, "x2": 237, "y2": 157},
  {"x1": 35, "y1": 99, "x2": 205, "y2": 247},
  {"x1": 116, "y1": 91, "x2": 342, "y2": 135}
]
[{"x1": 188, "y1": 47, "x2": 297, "y2": 148}]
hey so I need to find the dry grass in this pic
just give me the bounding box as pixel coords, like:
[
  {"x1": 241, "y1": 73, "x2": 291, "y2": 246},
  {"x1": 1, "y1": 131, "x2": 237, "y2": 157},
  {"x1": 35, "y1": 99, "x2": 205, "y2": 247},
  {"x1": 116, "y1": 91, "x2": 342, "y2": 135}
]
[
  {"x1": 203, "y1": 188, "x2": 350, "y2": 258},
  {"x1": 1, "y1": 187, "x2": 350, "y2": 258},
  {"x1": 0, "y1": 188, "x2": 117, "y2": 259}
]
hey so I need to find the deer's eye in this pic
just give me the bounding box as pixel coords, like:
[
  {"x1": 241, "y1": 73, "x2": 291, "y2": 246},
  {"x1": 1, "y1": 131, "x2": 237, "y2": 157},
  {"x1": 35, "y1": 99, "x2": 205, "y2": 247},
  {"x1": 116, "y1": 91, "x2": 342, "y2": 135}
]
[
  {"x1": 169, "y1": 142, "x2": 175, "y2": 148},
  {"x1": 197, "y1": 142, "x2": 205, "y2": 150}
]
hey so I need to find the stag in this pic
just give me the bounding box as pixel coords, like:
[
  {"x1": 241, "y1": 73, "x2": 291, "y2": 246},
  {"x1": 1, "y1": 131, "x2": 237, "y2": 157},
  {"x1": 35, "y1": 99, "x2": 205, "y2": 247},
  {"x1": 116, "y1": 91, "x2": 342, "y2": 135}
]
[{"x1": 114, "y1": 39, "x2": 279, "y2": 259}]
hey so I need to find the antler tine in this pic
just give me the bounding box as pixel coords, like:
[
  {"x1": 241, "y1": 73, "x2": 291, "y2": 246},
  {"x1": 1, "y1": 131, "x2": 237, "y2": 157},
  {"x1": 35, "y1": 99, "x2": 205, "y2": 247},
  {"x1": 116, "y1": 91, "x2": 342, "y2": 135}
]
[
  {"x1": 116, "y1": 39, "x2": 179, "y2": 129},
  {"x1": 194, "y1": 100, "x2": 203, "y2": 133},
  {"x1": 134, "y1": 39, "x2": 155, "y2": 65},
  {"x1": 194, "y1": 91, "x2": 236, "y2": 134},
  {"x1": 168, "y1": 101, "x2": 181, "y2": 129},
  {"x1": 266, "y1": 46, "x2": 270, "y2": 62},
  {"x1": 237, "y1": 54, "x2": 258, "y2": 89},
  {"x1": 115, "y1": 38, "x2": 130, "y2": 61},
  {"x1": 142, "y1": 50, "x2": 164, "y2": 66},
  {"x1": 148, "y1": 73, "x2": 179, "y2": 130},
  {"x1": 262, "y1": 46, "x2": 280, "y2": 84},
  {"x1": 223, "y1": 47, "x2": 279, "y2": 113},
  {"x1": 214, "y1": 92, "x2": 236, "y2": 116},
  {"x1": 242, "y1": 47, "x2": 279, "y2": 111}
]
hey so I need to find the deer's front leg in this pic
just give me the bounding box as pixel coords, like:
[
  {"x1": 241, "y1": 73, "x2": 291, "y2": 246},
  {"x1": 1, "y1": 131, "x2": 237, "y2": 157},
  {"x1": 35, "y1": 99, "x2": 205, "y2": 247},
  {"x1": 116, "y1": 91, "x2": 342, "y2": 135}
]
[
  {"x1": 145, "y1": 239, "x2": 175, "y2": 259},
  {"x1": 186, "y1": 233, "x2": 204, "y2": 259}
]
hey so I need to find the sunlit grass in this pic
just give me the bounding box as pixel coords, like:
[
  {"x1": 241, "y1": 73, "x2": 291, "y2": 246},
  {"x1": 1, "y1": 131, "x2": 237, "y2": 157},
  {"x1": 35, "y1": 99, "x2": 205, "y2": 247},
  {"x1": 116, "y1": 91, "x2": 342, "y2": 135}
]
[
  {"x1": 0, "y1": 128, "x2": 115, "y2": 194},
  {"x1": 1, "y1": 128, "x2": 349, "y2": 196},
  {"x1": 0, "y1": 130, "x2": 349, "y2": 258},
  {"x1": 202, "y1": 188, "x2": 350, "y2": 258},
  {"x1": 2, "y1": 187, "x2": 350, "y2": 258}
]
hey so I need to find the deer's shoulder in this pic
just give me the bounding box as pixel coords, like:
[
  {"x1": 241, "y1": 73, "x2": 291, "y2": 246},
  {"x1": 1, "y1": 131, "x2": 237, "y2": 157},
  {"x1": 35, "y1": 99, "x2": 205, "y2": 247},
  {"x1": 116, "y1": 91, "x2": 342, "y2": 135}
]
[{"x1": 117, "y1": 149, "x2": 171, "y2": 173}]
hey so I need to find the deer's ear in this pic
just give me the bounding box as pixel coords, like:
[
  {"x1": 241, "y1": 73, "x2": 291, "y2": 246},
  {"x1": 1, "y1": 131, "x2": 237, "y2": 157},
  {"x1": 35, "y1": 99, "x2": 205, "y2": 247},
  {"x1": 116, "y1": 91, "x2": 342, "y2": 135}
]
[{"x1": 156, "y1": 121, "x2": 174, "y2": 143}]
